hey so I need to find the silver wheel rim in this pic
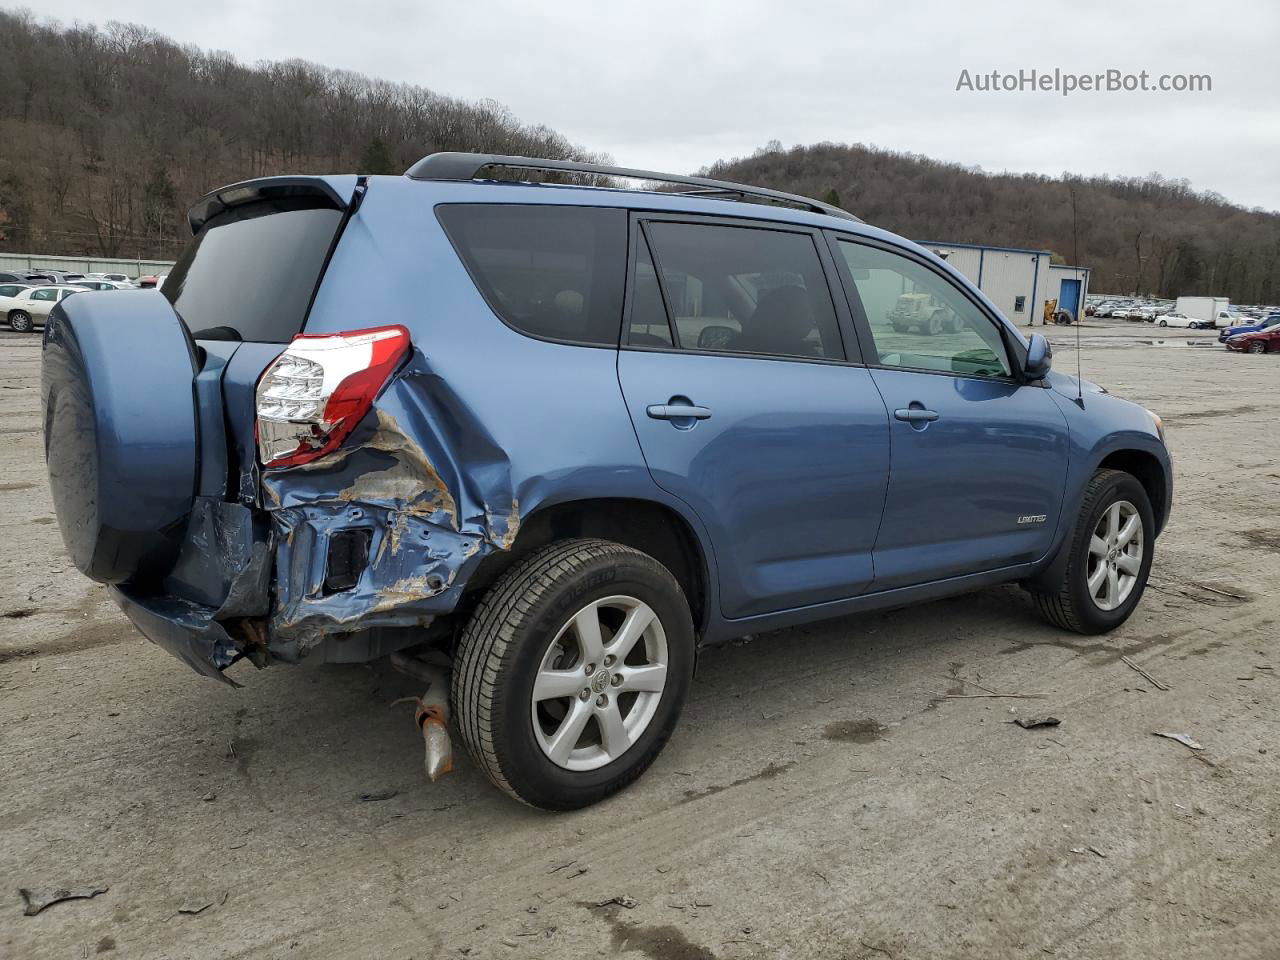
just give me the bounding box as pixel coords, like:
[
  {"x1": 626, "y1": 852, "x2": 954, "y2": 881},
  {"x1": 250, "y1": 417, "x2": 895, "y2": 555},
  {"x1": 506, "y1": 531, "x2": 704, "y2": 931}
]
[
  {"x1": 1087, "y1": 500, "x2": 1143, "y2": 612},
  {"x1": 531, "y1": 595, "x2": 668, "y2": 772}
]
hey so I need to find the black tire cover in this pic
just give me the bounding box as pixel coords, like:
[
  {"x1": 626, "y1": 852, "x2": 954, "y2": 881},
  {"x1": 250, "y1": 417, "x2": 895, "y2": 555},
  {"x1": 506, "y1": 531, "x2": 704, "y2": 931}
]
[{"x1": 42, "y1": 290, "x2": 199, "y2": 584}]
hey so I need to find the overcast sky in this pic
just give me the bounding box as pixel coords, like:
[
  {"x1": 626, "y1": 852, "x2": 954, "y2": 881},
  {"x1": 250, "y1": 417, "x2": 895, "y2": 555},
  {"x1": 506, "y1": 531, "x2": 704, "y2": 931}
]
[{"x1": 30, "y1": 0, "x2": 1280, "y2": 211}]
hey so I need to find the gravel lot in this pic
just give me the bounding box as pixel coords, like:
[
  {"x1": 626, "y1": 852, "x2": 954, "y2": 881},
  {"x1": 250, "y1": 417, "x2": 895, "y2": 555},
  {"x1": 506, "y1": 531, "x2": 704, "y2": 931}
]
[{"x1": 2, "y1": 321, "x2": 1278, "y2": 960}]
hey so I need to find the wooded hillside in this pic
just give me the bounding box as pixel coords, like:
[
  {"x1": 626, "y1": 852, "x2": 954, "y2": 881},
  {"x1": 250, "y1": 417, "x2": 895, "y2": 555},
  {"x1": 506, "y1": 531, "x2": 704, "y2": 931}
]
[
  {"x1": 0, "y1": 10, "x2": 601, "y2": 261},
  {"x1": 703, "y1": 142, "x2": 1280, "y2": 302}
]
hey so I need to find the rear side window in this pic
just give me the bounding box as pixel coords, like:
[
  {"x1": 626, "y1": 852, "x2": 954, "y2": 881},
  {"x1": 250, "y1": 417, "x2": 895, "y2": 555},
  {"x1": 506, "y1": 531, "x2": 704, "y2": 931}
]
[
  {"x1": 638, "y1": 221, "x2": 844, "y2": 361},
  {"x1": 437, "y1": 205, "x2": 626, "y2": 346},
  {"x1": 164, "y1": 198, "x2": 344, "y2": 342}
]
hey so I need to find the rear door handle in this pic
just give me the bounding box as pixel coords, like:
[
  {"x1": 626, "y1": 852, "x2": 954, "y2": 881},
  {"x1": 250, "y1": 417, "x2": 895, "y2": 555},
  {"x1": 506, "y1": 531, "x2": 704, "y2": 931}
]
[
  {"x1": 647, "y1": 403, "x2": 712, "y2": 421},
  {"x1": 894, "y1": 407, "x2": 939, "y2": 423}
]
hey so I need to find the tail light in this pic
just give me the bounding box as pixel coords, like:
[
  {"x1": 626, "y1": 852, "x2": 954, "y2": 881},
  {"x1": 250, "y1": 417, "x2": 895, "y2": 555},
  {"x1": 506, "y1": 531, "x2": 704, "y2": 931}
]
[{"x1": 256, "y1": 325, "x2": 410, "y2": 468}]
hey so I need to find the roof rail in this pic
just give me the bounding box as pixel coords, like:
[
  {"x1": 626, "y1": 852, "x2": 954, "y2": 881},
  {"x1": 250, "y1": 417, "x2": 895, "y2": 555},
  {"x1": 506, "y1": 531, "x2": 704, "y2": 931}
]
[{"x1": 404, "y1": 152, "x2": 860, "y2": 222}]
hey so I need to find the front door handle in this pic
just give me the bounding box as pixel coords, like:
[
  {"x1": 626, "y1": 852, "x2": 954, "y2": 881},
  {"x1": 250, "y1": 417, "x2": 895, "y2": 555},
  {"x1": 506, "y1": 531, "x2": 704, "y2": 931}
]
[
  {"x1": 647, "y1": 403, "x2": 712, "y2": 421},
  {"x1": 894, "y1": 407, "x2": 939, "y2": 423}
]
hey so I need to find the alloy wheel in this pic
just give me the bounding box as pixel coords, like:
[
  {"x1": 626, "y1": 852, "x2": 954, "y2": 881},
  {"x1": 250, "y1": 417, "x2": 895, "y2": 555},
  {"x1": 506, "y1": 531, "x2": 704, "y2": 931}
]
[
  {"x1": 531, "y1": 595, "x2": 669, "y2": 772},
  {"x1": 1086, "y1": 500, "x2": 1143, "y2": 611}
]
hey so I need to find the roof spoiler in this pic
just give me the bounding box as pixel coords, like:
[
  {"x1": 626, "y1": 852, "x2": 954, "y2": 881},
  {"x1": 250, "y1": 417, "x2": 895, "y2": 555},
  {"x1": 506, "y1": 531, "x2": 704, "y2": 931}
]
[
  {"x1": 403, "y1": 152, "x2": 860, "y2": 222},
  {"x1": 187, "y1": 175, "x2": 359, "y2": 235}
]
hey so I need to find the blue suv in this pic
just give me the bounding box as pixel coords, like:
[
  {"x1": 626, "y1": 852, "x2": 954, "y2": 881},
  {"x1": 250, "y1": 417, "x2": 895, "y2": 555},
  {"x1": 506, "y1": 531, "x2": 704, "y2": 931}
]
[{"x1": 41, "y1": 154, "x2": 1172, "y2": 809}]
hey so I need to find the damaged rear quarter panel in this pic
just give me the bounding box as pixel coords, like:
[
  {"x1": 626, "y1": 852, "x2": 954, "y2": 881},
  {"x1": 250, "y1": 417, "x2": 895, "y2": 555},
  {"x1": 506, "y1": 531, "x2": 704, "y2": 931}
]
[
  {"x1": 260, "y1": 177, "x2": 713, "y2": 657},
  {"x1": 262, "y1": 359, "x2": 517, "y2": 653}
]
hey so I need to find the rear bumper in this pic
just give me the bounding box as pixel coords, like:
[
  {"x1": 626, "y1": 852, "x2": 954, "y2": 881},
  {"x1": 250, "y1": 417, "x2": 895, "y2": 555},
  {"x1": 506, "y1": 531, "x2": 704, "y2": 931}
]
[{"x1": 111, "y1": 586, "x2": 245, "y2": 685}]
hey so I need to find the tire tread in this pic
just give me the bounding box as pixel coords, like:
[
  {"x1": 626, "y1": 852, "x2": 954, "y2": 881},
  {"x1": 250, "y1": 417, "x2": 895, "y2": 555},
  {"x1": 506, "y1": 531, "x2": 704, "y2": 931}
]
[
  {"x1": 1032, "y1": 468, "x2": 1139, "y2": 634},
  {"x1": 452, "y1": 538, "x2": 680, "y2": 807}
]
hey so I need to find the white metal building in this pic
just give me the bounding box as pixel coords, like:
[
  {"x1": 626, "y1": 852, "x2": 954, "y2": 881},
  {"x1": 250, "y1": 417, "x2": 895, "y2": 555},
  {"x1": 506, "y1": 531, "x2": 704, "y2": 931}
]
[{"x1": 923, "y1": 240, "x2": 1090, "y2": 324}]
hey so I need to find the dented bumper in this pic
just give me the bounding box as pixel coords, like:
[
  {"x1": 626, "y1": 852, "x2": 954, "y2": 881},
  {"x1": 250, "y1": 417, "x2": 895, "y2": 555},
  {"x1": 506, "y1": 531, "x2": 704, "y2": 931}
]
[{"x1": 117, "y1": 359, "x2": 520, "y2": 681}]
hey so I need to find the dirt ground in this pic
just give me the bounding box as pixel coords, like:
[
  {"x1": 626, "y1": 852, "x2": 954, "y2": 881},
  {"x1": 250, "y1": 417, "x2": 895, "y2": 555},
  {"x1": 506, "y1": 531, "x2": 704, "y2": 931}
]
[{"x1": 2, "y1": 321, "x2": 1278, "y2": 960}]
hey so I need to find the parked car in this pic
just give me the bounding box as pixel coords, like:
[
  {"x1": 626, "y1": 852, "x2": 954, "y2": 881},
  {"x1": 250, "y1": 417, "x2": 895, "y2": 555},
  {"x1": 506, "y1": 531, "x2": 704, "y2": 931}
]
[
  {"x1": 41, "y1": 154, "x2": 1172, "y2": 809},
  {"x1": 0, "y1": 283, "x2": 35, "y2": 317},
  {"x1": 0, "y1": 271, "x2": 52, "y2": 284},
  {"x1": 137, "y1": 274, "x2": 168, "y2": 289},
  {"x1": 83, "y1": 273, "x2": 134, "y2": 283},
  {"x1": 1225, "y1": 321, "x2": 1280, "y2": 354},
  {"x1": 888, "y1": 291, "x2": 962, "y2": 335},
  {"x1": 1156, "y1": 313, "x2": 1208, "y2": 329},
  {"x1": 7, "y1": 284, "x2": 84, "y2": 332},
  {"x1": 1220, "y1": 313, "x2": 1280, "y2": 342},
  {"x1": 71, "y1": 280, "x2": 132, "y2": 291}
]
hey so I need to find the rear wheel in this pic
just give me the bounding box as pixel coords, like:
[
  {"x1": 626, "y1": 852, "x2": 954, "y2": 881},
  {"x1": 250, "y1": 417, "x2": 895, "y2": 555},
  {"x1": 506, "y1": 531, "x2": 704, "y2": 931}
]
[
  {"x1": 1157, "y1": 319, "x2": 1168, "y2": 327},
  {"x1": 8, "y1": 310, "x2": 33, "y2": 333},
  {"x1": 1032, "y1": 469, "x2": 1154, "y2": 634},
  {"x1": 452, "y1": 538, "x2": 695, "y2": 810}
]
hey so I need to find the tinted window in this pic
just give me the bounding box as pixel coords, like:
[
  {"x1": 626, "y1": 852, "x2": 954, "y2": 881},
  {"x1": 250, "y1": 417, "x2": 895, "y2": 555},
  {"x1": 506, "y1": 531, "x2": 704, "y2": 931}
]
[
  {"x1": 0, "y1": 285, "x2": 22, "y2": 297},
  {"x1": 164, "y1": 199, "x2": 344, "y2": 342},
  {"x1": 838, "y1": 241, "x2": 1011, "y2": 378},
  {"x1": 438, "y1": 205, "x2": 626, "y2": 345},
  {"x1": 627, "y1": 236, "x2": 674, "y2": 347},
  {"x1": 33, "y1": 289, "x2": 56, "y2": 301},
  {"x1": 641, "y1": 221, "x2": 843, "y2": 360}
]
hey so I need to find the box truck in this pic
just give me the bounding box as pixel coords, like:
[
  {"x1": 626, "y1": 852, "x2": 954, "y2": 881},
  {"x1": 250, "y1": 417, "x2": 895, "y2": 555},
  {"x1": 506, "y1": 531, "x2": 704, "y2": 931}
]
[{"x1": 1175, "y1": 296, "x2": 1233, "y2": 329}]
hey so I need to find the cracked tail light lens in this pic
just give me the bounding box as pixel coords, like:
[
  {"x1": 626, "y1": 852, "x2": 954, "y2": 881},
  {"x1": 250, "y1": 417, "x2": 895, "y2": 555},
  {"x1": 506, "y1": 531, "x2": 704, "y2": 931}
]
[{"x1": 256, "y1": 325, "x2": 410, "y2": 468}]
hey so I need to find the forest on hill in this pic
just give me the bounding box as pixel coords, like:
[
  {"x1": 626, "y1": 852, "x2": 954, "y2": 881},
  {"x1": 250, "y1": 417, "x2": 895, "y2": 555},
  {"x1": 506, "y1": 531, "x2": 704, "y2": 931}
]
[
  {"x1": 704, "y1": 142, "x2": 1280, "y2": 303},
  {"x1": 1, "y1": 11, "x2": 1276, "y2": 302},
  {"x1": 0, "y1": 10, "x2": 600, "y2": 262}
]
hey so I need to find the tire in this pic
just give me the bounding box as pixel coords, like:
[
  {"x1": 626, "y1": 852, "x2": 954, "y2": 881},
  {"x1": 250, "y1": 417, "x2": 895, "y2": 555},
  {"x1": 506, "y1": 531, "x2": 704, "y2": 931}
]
[
  {"x1": 1158, "y1": 319, "x2": 1167, "y2": 327},
  {"x1": 1031, "y1": 469, "x2": 1155, "y2": 635},
  {"x1": 453, "y1": 538, "x2": 695, "y2": 810},
  {"x1": 927, "y1": 312, "x2": 943, "y2": 336},
  {"x1": 1248, "y1": 342, "x2": 1267, "y2": 354},
  {"x1": 8, "y1": 310, "x2": 33, "y2": 333}
]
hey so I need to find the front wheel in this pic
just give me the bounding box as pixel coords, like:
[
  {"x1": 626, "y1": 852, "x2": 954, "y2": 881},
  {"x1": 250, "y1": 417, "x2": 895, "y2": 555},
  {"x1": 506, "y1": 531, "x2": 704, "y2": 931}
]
[
  {"x1": 1248, "y1": 342, "x2": 1268, "y2": 354},
  {"x1": 927, "y1": 312, "x2": 943, "y2": 336},
  {"x1": 452, "y1": 538, "x2": 695, "y2": 809},
  {"x1": 1031, "y1": 469, "x2": 1154, "y2": 634},
  {"x1": 8, "y1": 310, "x2": 33, "y2": 333},
  {"x1": 1158, "y1": 319, "x2": 1168, "y2": 327}
]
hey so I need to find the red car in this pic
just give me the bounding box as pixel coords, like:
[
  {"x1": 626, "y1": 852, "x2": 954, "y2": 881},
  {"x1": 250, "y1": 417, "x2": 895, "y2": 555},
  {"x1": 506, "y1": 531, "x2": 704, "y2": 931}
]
[{"x1": 1225, "y1": 322, "x2": 1280, "y2": 354}]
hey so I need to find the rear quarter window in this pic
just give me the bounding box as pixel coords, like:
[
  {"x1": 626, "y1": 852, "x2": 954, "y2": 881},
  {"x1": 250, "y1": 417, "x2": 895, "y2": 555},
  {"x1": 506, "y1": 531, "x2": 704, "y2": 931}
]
[
  {"x1": 163, "y1": 198, "x2": 344, "y2": 343},
  {"x1": 437, "y1": 204, "x2": 626, "y2": 346}
]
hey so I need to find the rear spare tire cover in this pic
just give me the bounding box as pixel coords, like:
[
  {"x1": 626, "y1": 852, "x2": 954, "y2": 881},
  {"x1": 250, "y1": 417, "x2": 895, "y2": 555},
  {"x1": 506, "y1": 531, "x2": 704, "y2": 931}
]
[{"x1": 42, "y1": 290, "x2": 199, "y2": 584}]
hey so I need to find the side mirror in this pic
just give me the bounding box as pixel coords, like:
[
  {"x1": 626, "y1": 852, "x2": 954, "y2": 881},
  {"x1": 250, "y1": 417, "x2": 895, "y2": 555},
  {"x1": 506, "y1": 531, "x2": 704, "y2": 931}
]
[{"x1": 1023, "y1": 334, "x2": 1052, "y2": 380}]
